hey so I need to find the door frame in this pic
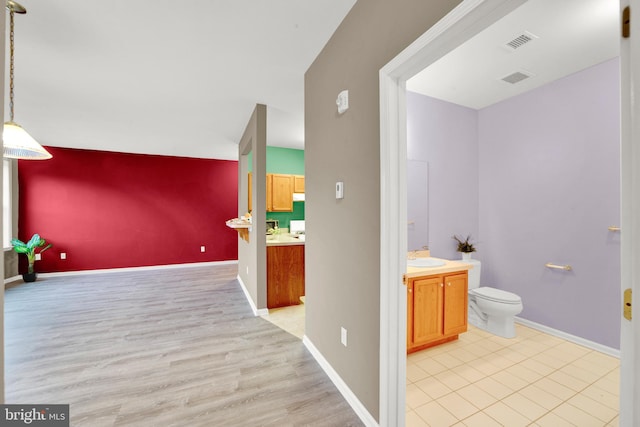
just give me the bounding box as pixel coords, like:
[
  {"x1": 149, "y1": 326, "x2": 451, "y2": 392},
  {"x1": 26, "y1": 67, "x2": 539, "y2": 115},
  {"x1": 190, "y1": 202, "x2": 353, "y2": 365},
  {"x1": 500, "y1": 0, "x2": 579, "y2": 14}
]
[
  {"x1": 619, "y1": 0, "x2": 639, "y2": 425},
  {"x1": 378, "y1": 0, "x2": 638, "y2": 425}
]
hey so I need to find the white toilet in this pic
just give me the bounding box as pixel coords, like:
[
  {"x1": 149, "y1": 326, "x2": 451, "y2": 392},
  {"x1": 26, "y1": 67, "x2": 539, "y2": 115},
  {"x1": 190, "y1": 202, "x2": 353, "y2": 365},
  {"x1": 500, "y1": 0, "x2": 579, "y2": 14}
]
[{"x1": 466, "y1": 259, "x2": 523, "y2": 338}]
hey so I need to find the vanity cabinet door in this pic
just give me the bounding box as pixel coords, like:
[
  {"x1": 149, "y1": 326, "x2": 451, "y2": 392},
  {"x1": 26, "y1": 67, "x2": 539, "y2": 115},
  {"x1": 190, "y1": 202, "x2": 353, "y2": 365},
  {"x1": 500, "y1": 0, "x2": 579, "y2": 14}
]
[
  {"x1": 443, "y1": 273, "x2": 468, "y2": 336},
  {"x1": 411, "y1": 276, "x2": 443, "y2": 346},
  {"x1": 407, "y1": 270, "x2": 468, "y2": 353}
]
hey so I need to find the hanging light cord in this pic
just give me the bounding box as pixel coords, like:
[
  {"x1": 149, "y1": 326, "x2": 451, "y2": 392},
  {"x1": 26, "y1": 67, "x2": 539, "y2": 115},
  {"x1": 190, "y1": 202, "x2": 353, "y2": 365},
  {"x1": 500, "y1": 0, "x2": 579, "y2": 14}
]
[{"x1": 8, "y1": 8, "x2": 15, "y2": 123}]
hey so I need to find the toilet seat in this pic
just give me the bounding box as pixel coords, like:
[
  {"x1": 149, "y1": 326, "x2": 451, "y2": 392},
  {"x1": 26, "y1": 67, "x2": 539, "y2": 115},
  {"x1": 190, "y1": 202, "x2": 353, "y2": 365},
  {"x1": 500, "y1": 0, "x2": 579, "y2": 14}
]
[{"x1": 470, "y1": 287, "x2": 521, "y2": 304}]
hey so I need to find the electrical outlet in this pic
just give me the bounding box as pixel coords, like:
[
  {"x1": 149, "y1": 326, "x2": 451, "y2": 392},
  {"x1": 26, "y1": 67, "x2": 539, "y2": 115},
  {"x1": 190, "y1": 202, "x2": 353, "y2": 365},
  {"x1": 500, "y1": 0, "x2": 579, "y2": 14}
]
[
  {"x1": 200, "y1": 246, "x2": 206, "y2": 253},
  {"x1": 35, "y1": 253, "x2": 41, "y2": 261},
  {"x1": 60, "y1": 252, "x2": 67, "y2": 260},
  {"x1": 341, "y1": 327, "x2": 348, "y2": 347}
]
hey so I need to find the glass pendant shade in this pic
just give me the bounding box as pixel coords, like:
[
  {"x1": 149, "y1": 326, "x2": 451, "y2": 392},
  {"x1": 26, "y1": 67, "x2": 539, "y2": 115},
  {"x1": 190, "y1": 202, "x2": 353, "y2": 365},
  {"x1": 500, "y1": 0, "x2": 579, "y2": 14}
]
[{"x1": 3, "y1": 121, "x2": 52, "y2": 159}]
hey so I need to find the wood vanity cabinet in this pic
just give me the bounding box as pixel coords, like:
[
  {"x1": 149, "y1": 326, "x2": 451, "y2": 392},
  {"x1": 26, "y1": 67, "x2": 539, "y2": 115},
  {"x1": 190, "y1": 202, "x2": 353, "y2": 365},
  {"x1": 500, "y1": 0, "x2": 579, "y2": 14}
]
[
  {"x1": 267, "y1": 173, "x2": 294, "y2": 212},
  {"x1": 407, "y1": 271, "x2": 468, "y2": 353},
  {"x1": 267, "y1": 245, "x2": 305, "y2": 308}
]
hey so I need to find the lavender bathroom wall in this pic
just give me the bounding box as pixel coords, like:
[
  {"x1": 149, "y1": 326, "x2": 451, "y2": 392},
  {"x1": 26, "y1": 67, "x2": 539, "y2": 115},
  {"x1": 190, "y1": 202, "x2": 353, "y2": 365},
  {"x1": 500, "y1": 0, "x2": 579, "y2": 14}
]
[
  {"x1": 407, "y1": 92, "x2": 479, "y2": 260},
  {"x1": 407, "y1": 58, "x2": 621, "y2": 349},
  {"x1": 478, "y1": 58, "x2": 621, "y2": 348}
]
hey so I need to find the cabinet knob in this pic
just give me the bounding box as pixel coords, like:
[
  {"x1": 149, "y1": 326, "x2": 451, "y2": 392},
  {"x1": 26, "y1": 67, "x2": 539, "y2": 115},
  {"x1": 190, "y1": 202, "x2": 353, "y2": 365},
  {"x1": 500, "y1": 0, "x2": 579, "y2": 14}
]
[
  {"x1": 409, "y1": 289, "x2": 412, "y2": 293},
  {"x1": 447, "y1": 283, "x2": 451, "y2": 287},
  {"x1": 440, "y1": 283, "x2": 443, "y2": 287}
]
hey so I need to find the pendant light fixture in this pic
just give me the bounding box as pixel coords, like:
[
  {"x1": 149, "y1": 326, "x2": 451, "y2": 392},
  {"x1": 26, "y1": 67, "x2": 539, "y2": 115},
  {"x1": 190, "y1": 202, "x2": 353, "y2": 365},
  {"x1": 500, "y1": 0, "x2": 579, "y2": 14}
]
[{"x1": 3, "y1": 0, "x2": 51, "y2": 160}]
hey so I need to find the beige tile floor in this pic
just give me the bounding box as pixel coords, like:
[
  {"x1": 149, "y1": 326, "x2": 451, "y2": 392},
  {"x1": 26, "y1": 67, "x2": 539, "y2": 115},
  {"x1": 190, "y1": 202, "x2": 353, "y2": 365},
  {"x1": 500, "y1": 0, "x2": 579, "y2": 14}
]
[
  {"x1": 261, "y1": 303, "x2": 305, "y2": 339},
  {"x1": 262, "y1": 305, "x2": 619, "y2": 426},
  {"x1": 407, "y1": 324, "x2": 619, "y2": 426}
]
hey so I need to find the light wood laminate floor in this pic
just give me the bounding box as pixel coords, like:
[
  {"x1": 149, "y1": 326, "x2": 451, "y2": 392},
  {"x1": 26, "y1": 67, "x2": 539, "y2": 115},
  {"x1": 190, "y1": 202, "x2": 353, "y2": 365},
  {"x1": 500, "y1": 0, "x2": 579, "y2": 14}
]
[{"x1": 5, "y1": 264, "x2": 362, "y2": 427}]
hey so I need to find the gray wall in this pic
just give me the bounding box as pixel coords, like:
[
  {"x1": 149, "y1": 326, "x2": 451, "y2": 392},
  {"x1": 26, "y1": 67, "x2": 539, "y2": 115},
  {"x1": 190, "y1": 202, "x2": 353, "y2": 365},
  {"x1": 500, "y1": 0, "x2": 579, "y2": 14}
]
[
  {"x1": 4, "y1": 251, "x2": 17, "y2": 280},
  {"x1": 237, "y1": 105, "x2": 268, "y2": 309},
  {"x1": 304, "y1": 0, "x2": 461, "y2": 420}
]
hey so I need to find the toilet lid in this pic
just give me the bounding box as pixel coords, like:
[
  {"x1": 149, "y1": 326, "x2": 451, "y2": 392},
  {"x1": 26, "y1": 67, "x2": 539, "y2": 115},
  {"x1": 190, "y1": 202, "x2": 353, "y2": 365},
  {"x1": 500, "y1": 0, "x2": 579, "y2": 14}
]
[{"x1": 470, "y1": 287, "x2": 521, "y2": 304}]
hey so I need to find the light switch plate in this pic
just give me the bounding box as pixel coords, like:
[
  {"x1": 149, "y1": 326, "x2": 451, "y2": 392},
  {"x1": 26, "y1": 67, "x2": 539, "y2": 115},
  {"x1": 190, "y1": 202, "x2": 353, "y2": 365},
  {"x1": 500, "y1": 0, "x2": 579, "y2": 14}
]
[
  {"x1": 336, "y1": 181, "x2": 344, "y2": 199},
  {"x1": 336, "y1": 90, "x2": 349, "y2": 114}
]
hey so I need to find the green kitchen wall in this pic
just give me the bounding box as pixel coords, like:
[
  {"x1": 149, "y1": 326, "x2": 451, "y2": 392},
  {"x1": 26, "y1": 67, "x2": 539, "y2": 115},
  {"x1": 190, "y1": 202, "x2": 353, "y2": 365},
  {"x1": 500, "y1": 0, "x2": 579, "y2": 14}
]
[
  {"x1": 266, "y1": 147, "x2": 305, "y2": 229},
  {"x1": 266, "y1": 146, "x2": 304, "y2": 175}
]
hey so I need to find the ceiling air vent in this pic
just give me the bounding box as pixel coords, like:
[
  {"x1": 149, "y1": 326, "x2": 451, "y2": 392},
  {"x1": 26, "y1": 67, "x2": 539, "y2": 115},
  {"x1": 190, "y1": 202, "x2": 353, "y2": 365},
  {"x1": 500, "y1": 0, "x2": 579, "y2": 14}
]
[
  {"x1": 504, "y1": 31, "x2": 538, "y2": 51},
  {"x1": 501, "y1": 71, "x2": 533, "y2": 85}
]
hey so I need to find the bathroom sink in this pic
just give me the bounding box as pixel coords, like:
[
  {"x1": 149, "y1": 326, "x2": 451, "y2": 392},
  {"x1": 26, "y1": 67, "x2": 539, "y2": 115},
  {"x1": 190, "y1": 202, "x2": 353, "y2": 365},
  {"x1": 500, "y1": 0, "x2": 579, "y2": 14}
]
[{"x1": 407, "y1": 258, "x2": 446, "y2": 268}]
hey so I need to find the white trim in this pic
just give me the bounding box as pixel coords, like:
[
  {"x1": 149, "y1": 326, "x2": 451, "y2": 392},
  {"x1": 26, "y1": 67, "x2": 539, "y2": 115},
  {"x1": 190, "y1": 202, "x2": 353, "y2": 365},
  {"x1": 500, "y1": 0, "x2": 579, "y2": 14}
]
[
  {"x1": 237, "y1": 274, "x2": 268, "y2": 316},
  {"x1": 5, "y1": 261, "x2": 239, "y2": 287},
  {"x1": 378, "y1": 1, "x2": 527, "y2": 425},
  {"x1": 380, "y1": 0, "x2": 484, "y2": 79},
  {"x1": 303, "y1": 335, "x2": 378, "y2": 427},
  {"x1": 379, "y1": 62, "x2": 406, "y2": 427},
  {"x1": 515, "y1": 317, "x2": 620, "y2": 358},
  {"x1": 619, "y1": 0, "x2": 640, "y2": 423},
  {"x1": 36, "y1": 260, "x2": 238, "y2": 278},
  {"x1": 4, "y1": 275, "x2": 21, "y2": 286}
]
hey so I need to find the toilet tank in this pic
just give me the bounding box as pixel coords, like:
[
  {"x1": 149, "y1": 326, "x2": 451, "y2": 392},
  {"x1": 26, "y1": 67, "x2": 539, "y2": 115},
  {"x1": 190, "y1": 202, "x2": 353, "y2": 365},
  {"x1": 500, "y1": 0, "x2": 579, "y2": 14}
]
[{"x1": 466, "y1": 259, "x2": 481, "y2": 289}]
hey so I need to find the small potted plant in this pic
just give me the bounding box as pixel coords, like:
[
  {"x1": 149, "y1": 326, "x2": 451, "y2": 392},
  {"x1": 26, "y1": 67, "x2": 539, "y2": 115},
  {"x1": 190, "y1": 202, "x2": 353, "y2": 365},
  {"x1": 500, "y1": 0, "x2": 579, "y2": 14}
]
[
  {"x1": 11, "y1": 233, "x2": 52, "y2": 282},
  {"x1": 453, "y1": 234, "x2": 476, "y2": 261}
]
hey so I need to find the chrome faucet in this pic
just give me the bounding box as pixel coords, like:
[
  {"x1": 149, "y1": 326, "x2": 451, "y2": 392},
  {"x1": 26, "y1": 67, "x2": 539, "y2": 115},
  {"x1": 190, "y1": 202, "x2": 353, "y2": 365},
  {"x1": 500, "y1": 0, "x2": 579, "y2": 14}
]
[{"x1": 408, "y1": 246, "x2": 429, "y2": 260}]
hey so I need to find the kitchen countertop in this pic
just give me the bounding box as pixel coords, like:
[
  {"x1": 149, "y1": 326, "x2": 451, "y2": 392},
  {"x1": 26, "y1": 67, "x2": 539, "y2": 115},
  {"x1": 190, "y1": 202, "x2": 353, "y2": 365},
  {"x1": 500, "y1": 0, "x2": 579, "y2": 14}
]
[
  {"x1": 266, "y1": 233, "x2": 305, "y2": 246},
  {"x1": 404, "y1": 257, "x2": 473, "y2": 279}
]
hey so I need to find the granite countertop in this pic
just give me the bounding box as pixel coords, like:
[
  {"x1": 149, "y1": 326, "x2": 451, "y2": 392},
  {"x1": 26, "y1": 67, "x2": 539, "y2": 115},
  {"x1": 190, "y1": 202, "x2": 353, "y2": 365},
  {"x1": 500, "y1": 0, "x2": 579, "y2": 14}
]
[
  {"x1": 266, "y1": 233, "x2": 305, "y2": 246},
  {"x1": 404, "y1": 257, "x2": 473, "y2": 279}
]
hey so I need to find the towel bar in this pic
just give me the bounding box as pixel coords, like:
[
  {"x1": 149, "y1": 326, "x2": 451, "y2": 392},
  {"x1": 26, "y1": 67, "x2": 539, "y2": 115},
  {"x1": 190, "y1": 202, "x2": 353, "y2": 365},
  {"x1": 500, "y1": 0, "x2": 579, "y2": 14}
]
[{"x1": 545, "y1": 263, "x2": 572, "y2": 271}]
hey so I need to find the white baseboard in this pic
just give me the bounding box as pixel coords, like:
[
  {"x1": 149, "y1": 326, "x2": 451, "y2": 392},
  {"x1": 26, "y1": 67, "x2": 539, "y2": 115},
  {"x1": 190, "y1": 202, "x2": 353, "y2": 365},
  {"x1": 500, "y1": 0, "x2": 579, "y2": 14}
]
[
  {"x1": 4, "y1": 275, "x2": 22, "y2": 286},
  {"x1": 5, "y1": 261, "x2": 238, "y2": 288},
  {"x1": 35, "y1": 260, "x2": 238, "y2": 278},
  {"x1": 302, "y1": 335, "x2": 378, "y2": 427},
  {"x1": 515, "y1": 317, "x2": 620, "y2": 358},
  {"x1": 236, "y1": 275, "x2": 268, "y2": 316}
]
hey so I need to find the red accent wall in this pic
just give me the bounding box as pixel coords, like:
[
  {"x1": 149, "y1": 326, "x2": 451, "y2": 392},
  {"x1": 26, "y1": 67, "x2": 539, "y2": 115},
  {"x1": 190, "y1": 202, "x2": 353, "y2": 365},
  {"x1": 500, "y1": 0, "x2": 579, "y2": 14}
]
[{"x1": 17, "y1": 147, "x2": 238, "y2": 273}]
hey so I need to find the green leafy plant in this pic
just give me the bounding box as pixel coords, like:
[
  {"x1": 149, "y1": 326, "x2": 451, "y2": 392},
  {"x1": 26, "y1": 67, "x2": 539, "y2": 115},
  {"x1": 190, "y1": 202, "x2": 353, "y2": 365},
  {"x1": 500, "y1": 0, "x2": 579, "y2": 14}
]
[
  {"x1": 11, "y1": 234, "x2": 52, "y2": 274},
  {"x1": 452, "y1": 234, "x2": 476, "y2": 253}
]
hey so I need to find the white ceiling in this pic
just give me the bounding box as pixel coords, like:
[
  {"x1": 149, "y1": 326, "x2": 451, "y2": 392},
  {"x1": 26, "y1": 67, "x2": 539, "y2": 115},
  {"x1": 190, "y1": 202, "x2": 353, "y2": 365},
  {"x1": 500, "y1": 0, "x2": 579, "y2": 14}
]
[
  {"x1": 5, "y1": 1, "x2": 356, "y2": 160},
  {"x1": 5, "y1": 0, "x2": 621, "y2": 161},
  {"x1": 407, "y1": 0, "x2": 620, "y2": 110}
]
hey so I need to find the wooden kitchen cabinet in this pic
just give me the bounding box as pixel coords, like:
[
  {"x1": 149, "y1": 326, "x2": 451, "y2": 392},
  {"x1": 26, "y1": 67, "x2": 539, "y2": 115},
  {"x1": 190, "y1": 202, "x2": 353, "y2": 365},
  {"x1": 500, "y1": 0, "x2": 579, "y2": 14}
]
[
  {"x1": 293, "y1": 175, "x2": 305, "y2": 193},
  {"x1": 407, "y1": 271, "x2": 467, "y2": 353},
  {"x1": 267, "y1": 245, "x2": 305, "y2": 308},
  {"x1": 267, "y1": 173, "x2": 294, "y2": 212},
  {"x1": 248, "y1": 172, "x2": 252, "y2": 212}
]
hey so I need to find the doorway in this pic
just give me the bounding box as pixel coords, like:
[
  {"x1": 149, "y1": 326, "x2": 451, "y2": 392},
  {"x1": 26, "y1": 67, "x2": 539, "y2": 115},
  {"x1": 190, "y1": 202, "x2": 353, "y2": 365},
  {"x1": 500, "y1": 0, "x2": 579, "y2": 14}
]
[{"x1": 379, "y1": 0, "x2": 638, "y2": 426}]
